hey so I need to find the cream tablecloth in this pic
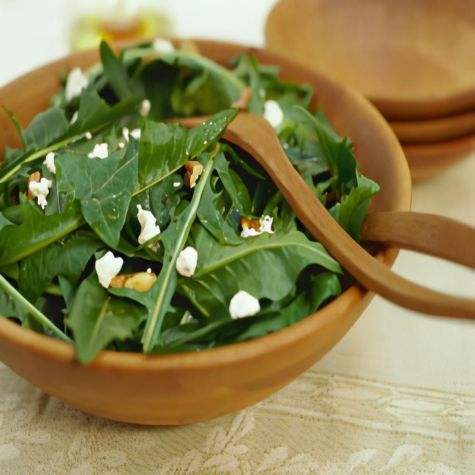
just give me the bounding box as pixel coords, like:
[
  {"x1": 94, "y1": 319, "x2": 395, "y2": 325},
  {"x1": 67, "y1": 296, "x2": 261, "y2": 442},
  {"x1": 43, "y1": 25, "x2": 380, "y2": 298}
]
[{"x1": 1, "y1": 1, "x2": 474, "y2": 474}]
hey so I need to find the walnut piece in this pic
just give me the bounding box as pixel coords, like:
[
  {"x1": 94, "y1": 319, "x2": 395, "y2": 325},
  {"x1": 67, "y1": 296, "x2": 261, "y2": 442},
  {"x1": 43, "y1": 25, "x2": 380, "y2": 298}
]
[
  {"x1": 109, "y1": 271, "x2": 157, "y2": 292},
  {"x1": 184, "y1": 161, "x2": 204, "y2": 189},
  {"x1": 27, "y1": 171, "x2": 41, "y2": 200}
]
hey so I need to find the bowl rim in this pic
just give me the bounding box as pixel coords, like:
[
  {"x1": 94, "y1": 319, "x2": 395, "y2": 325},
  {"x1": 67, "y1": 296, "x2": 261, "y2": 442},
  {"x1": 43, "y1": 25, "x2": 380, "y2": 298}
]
[{"x1": 0, "y1": 38, "x2": 412, "y2": 371}]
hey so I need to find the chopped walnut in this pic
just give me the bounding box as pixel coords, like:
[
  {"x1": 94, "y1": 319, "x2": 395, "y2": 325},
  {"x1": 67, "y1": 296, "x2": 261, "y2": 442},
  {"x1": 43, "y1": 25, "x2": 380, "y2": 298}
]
[
  {"x1": 27, "y1": 171, "x2": 41, "y2": 200},
  {"x1": 109, "y1": 271, "x2": 157, "y2": 293},
  {"x1": 240, "y1": 216, "x2": 261, "y2": 232},
  {"x1": 184, "y1": 161, "x2": 204, "y2": 188}
]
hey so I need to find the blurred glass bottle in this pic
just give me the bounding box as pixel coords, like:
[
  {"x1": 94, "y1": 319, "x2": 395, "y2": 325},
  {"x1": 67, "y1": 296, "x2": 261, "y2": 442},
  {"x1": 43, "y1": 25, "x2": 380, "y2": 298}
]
[{"x1": 68, "y1": 0, "x2": 173, "y2": 51}]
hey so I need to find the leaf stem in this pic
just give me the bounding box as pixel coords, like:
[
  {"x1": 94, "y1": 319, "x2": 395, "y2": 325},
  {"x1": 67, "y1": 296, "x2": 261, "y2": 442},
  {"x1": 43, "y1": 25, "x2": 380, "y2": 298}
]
[
  {"x1": 0, "y1": 132, "x2": 87, "y2": 184},
  {"x1": 142, "y1": 153, "x2": 217, "y2": 353},
  {"x1": 131, "y1": 165, "x2": 182, "y2": 197},
  {"x1": 0, "y1": 274, "x2": 72, "y2": 342}
]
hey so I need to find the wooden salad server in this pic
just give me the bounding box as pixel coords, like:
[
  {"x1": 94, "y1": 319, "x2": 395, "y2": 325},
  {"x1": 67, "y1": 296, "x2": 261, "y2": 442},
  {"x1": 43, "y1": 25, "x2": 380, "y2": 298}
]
[{"x1": 178, "y1": 113, "x2": 475, "y2": 318}]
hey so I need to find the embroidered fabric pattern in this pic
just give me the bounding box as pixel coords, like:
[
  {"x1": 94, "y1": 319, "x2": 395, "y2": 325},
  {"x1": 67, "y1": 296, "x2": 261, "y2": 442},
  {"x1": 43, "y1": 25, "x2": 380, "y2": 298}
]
[{"x1": 0, "y1": 364, "x2": 473, "y2": 474}]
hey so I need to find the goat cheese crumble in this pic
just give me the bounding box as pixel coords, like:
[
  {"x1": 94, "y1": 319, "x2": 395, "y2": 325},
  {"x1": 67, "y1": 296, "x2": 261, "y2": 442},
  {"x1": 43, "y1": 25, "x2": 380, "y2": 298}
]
[
  {"x1": 229, "y1": 291, "x2": 261, "y2": 319},
  {"x1": 88, "y1": 143, "x2": 109, "y2": 159},
  {"x1": 29, "y1": 178, "x2": 52, "y2": 210},
  {"x1": 122, "y1": 127, "x2": 141, "y2": 142},
  {"x1": 241, "y1": 215, "x2": 275, "y2": 238},
  {"x1": 95, "y1": 251, "x2": 124, "y2": 288},
  {"x1": 263, "y1": 100, "x2": 284, "y2": 129},
  {"x1": 153, "y1": 38, "x2": 175, "y2": 54},
  {"x1": 137, "y1": 205, "x2": 161, "y2": 245},
  {"x1": 176, "y1": 246, "x2": 198, "y2": 277},
  {"x1": 65, "y1": 67, "x2": 88, "y2": 102},
  {"x1": 70, "y1": 111, "x2": 78, "y2": 124},
  {"x1": 140, "y1": 99, "x2": 151, "y2": 117},
  {"x1": 43, "y1": 152, "x2": 56, "y2": 174}
]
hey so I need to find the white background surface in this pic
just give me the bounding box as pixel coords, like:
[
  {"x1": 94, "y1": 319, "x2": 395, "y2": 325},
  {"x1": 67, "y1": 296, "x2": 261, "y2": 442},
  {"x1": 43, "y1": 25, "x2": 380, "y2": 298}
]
[{"x1": 1, "y1": 0, "x2": 474, "y2": 393}]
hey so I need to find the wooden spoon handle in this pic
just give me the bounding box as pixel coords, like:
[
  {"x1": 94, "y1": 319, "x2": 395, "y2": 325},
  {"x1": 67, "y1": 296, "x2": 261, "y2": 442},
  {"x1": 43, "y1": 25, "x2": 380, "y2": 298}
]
[
  {"x1": 178, "y1": 113, "x2": 475, "y2": 318},
  {"x1": 223, "y1": 113, "x2": 475, "y2": 318},
  {"x1": 362, "y1": 211, "x2": 475, "y2": 269}
]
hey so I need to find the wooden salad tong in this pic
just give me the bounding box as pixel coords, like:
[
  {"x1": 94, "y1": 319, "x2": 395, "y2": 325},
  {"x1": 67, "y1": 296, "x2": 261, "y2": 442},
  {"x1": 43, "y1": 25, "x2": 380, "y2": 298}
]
[{"x1": 179, "y1": 113, "x2": 475, "y2": 318}]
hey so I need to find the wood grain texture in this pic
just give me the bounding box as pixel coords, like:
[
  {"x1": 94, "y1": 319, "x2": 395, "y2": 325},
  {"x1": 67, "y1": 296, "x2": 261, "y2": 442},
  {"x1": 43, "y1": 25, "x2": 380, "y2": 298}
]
[
  {"x1": 0, "y1": 40, "x2": 410, "y2": 425},
  {"x1": 265, "y1": 0, "x2": 475, "y2": 120},
  {"x1": 390, "y1": 112, "x2": 475, "y2": 144},
  {"x1": 362, "y1": 211, "x2": 475, "y2": 269},
  {"x1": 403, "y1": 135, "x2": 475, "y2": 181}
]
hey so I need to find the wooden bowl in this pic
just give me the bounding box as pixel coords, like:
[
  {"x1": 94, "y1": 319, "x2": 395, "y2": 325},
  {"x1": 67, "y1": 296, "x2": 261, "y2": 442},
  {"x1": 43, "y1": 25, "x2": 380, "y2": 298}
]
[
  {"x1": 404, "y1": 134, "x2": 475, "y2": 181},
  {"x1": 265, "y1": 0, "x2": 475, "y2": 120},
  {"x1": 390, "y1": 111, "x2": 475, "y2": 144},
  {"x1": 0, "y1": 40, "x2": 411, "y2": 425}
]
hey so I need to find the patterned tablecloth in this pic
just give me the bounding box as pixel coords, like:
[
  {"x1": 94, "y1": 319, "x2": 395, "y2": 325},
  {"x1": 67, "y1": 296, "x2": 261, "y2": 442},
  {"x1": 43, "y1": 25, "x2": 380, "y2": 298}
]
[
  {"x1": 1, "y1": 361, "x2": 474, "y2": 475},
  {"x1": 1, "y1": 1, "x2": 475, "y2": 473}
]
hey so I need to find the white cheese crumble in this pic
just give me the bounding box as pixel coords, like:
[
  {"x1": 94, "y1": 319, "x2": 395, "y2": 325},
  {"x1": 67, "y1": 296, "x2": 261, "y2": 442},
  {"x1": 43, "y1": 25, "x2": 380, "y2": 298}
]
[
  {"x1": 229, "y1": 291, "x2": 261, "y2": 319},
  {"x1": 65, "y1": 67, "x2": 88, "y2": 102},
  {"x1": 131, "y1": 129, "x2": 141, "y2": 140},
  {"x1": 241, "y1": 215, "x2": 275, "y2": 238},
  {"x1": 260, "y1": 215, "x2": 274, "y2": 233},
  {"x1": 85, "y1": 131, "x2": 93, "y2": 140},
  {"x1": 137, "y1": 205, "x2": 161, "y2": 245},
  {"x1": 263, "y1": 100, "x2": 284, "y2": 129},
  {"x1": 176, "y1": 246, "x2": 198, "y2": 277},
  {"x1": 95, "y1": 251, "x2": 124, "y2": 288},
  {"x1": 140, "y1": 99, "x2": 151, "y2": 117},
  {"x1": 29, "y1": 178, "x2": 53, "y2": 210},
  {"x1": 240, "y1": 227, "x2": 260, "y2": 238},
  {"x1": 173, "y1": 181, "x2": 181, "y2": 188},
  {"x1": 43, "y1": 152, "x2": 56, "y2": 174},
  {"x1": 153, "y1": 38, "x2": 175, "y2": 54},
  {"x1": 70, "y1": 111, "x2": 79, "y2": 124},
  {"x1": 88, "y1": 143, "x2": 109, "y2": 159},
  {"x1": 122, "y1": 127, "x2": 141, "y2": 142},
  {"x1": 118, "y1": 142, "x2": 125, "y2": 149}
]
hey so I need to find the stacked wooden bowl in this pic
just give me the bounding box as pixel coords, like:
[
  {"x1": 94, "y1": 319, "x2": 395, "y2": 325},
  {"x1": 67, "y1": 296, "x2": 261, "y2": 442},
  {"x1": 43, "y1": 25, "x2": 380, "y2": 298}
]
[{"x1": 265, "y1": 0, "x2": 475, "y2": 180}]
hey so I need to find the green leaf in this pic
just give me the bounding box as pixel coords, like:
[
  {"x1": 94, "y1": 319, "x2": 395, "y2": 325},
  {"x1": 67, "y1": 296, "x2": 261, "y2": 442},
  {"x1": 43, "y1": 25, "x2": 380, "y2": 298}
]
[
  {"x1": 159, "y1": 51, "x2": 245, "y2": 116},
  {"x1": 1, "y1": 106, "x2": 26, "y2": 149},
  {"x1": 237, "y1": 273, "x2": 341, "y2": 342},
  {"x1": 140, "y1": 60, "x2": 180, "y2": 120},
  {"x1": 330, "y1": 173, "x2": 380, "y2": 240},
  {"x1": 68, "y1": 90, "x2": 140, "y2": 136},
  {"x1": 179, "y1": 224, "x2": 341, "y2": 318},
  {"x1": 141, "y1": 155, "x2": 216, "y2": 353},
  {"x1": 292, "y1": 106, "x2": 358, "y2": 196},
  {"x1": 137, "y1": 109, "x2": 237, "y2": 191},
  {"x1": 99, "y1": 40, "x2": 132, "y2": 100},
  {"x1": 197, "y1": 168, "x2": 242, "y2": 245},
  {"x1": 130, "y1": 173, "x2": 183, "y2": 233},
  {"x1": 138, "y1": 121, "x2": 186, "y2": 188},
  {"x1": 23, "y1": 108, "x2": 69, "y2": 151},
  {"x1": 18, "y1": 232, "x2": 102, "y2": 302},
  {"x1": 214, "y1": 153, "x2": 252, "y2": 215},
  {"x1": 0, "y1": 274, "x2": 71, "y2": 341},
  {"x1": 0, "y1": 278, "x2": 27, "y2": 319},
  {"x1": 56, "y1": 150, "x2": 138, "y2": 247},
  {"x1": 0, "y1": 201, "x2": 83, "y2": 266},
  {"x1": 66, "y1": 275, "x2": 146, "y2": 364},
  {"x1": 0, "y1": 92, "x2": 140, "y2": 185}
]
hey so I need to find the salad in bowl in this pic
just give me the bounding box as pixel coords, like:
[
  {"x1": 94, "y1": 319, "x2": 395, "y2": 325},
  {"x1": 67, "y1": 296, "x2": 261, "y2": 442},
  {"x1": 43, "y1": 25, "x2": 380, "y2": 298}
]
[{"x1": 0, "y1": 39, "x2": 379, "y2": 365}]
